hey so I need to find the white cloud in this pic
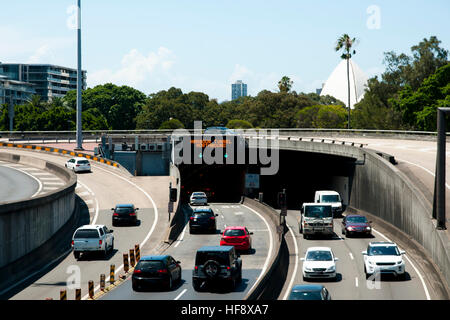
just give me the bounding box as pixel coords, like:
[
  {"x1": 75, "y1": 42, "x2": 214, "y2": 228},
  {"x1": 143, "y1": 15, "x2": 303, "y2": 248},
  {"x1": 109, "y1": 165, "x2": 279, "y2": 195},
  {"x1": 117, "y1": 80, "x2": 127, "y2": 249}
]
[{"x1": 88, "y1": 47, "x2": 176, "y2": 89}]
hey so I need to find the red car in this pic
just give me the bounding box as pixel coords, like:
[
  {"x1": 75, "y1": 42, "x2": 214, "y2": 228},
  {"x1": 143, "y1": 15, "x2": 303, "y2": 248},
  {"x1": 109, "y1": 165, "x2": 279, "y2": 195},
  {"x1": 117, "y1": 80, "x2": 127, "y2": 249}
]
[{"x1": 220, "y1": 226, "x2": 253, "y2": 252}]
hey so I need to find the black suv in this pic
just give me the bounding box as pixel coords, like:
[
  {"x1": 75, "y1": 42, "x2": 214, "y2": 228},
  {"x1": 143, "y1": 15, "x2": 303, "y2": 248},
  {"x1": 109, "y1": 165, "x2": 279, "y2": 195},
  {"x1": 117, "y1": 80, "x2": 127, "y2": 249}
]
[
  {"x1": 189, "y1": 207, "x2": 218, "y2": 234},
  {"x1": 192, "y1": 246, "x2": 242, "y2": 291}
]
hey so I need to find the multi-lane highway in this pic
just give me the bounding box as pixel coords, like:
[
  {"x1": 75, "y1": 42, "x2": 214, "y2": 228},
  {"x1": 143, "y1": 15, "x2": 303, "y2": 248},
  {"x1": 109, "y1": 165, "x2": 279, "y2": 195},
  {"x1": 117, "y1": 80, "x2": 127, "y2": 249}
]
[
  {"x1": 281, "y1": 210, "x2": 431, "y2": 300},
  {"x1": 101, "y1": 203, "x2": 273, "y2": 300}
]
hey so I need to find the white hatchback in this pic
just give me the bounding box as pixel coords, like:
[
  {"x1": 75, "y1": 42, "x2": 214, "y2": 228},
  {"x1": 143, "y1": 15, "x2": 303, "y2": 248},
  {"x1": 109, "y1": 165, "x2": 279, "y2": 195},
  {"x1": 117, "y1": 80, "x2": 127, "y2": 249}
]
[
  {"x1": 301, "y1": 247, "x2": 338, "y2": 281},
  {"x1": 65, "y1": 157, "x2": 91, "y2": 173}
]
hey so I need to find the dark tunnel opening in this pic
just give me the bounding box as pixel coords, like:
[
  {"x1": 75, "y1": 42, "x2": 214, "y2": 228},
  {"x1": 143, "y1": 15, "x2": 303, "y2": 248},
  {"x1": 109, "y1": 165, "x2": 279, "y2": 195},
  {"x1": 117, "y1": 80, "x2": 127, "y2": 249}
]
[{"x1": 178, "y1": 149, "x2": 356, "y2": 209}]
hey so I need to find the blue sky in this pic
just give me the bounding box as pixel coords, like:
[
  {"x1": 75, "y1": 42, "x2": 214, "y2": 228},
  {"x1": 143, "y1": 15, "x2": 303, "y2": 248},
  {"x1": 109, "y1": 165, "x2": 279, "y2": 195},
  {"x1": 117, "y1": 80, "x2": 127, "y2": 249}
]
[{"x1": 1, "y1": 0, "x2": 449, "y2": 102}]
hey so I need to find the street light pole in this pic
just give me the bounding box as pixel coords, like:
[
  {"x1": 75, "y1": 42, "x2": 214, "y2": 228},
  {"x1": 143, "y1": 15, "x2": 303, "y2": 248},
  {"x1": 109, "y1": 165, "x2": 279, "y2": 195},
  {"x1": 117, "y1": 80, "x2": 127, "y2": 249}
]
[{"x1": 75, "y1": 0, "x2": 83, "y2": 151}]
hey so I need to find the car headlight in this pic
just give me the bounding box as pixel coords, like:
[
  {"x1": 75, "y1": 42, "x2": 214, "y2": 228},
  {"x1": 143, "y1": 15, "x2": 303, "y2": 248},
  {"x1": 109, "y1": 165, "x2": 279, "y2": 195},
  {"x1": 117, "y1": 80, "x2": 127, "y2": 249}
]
[
  {"x1": 327, "y1": 266, "x2": 336, "y2": 272},
  {"x1": 397, "y1": 260, "x2": 403, "y2": 265},
  {"x1": 367, "y1": 260, "x2": 373, "y2": 265},
  {"x1": 304, "y1": 267, "x2": 312, "y2": 272},
  {"x1": 366, "y1": 227, "x2": 371, "y2": 230},
  {"x1": 347, "y1": 227, "x2": 354, "y2": 231}
]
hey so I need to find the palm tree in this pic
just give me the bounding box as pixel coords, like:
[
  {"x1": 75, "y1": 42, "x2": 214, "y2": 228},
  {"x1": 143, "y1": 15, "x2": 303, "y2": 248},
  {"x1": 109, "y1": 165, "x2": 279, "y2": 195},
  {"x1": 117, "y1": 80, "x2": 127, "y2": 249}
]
[
  {"x1": 278, "y1": 76, "x2": 293, "y2": 93},
  {"x1": 335, "y1": 34, "x2": 357, "y2": 129}
]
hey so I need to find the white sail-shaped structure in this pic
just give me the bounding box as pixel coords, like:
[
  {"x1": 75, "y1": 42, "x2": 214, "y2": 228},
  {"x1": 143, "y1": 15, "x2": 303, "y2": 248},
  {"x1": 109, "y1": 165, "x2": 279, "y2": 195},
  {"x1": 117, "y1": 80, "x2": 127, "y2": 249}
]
[{"x1": 320, "y1": 59, "x2": 368, "y2": 109}]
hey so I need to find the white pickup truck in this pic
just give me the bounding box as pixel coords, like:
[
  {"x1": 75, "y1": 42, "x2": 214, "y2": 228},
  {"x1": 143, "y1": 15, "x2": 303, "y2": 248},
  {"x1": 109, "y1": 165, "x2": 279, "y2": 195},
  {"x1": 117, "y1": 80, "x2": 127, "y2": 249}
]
[{"x1": 72, "y1": 225, "x2": 114, "y2": 260}]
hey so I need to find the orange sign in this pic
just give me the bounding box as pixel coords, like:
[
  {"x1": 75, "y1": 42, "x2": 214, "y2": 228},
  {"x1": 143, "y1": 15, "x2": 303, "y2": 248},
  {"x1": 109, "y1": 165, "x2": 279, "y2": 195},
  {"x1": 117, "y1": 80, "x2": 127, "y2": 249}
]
[{"x1": 191, "y1": 139, "x2": 231, "y2": 148}]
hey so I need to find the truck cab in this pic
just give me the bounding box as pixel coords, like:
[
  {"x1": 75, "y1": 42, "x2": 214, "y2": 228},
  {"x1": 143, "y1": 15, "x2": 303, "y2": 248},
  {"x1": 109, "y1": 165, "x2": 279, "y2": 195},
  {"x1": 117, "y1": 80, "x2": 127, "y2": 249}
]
[
  {"x1": 299, "y1": 203, "x2": 334, "y2": 239},
  {"x1": 314, "y1": 190, "x2": 343, "y2": 217}
]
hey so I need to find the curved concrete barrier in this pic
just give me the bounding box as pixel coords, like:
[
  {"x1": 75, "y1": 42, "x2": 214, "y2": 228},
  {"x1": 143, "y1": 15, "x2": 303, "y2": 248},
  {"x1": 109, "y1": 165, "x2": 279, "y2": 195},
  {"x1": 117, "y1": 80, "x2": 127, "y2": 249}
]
[
  {"x1": 242, "y1": 197, "x2": 288, "y2": 300},
  {"x1": 0, "y1": 152, "x2": 76, "y2": 297},
  {"x1": 164, "y1": 164, "x2": 184, "y2": 243}
]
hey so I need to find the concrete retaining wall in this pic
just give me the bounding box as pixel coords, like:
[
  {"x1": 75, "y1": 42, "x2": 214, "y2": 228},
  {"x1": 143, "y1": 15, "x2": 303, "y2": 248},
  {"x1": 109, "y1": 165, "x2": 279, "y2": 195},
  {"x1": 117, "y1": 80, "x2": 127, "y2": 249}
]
[
  {"x1": 0, "y1": 152, "x2": 76, "y2": 270},
  {"x1": 349, "y1": 148, "x2": 450, "y2": 290}
]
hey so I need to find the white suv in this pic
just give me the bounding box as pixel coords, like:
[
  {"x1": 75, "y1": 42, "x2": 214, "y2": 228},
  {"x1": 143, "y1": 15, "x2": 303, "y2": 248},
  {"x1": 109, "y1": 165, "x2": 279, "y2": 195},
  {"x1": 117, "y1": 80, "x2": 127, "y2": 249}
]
[
  {"x1": 72, "y1": 225, "x2": 114, "y2": 260},
  {"x1": 65, "y1": 157, "x2": 91, "y2": 173},
  {"x1": 362, "y1": 242, "x2": 406, "y2": 280},
  {"x1": 301, "y1": 247, "x2": 338, "y2": 281}
]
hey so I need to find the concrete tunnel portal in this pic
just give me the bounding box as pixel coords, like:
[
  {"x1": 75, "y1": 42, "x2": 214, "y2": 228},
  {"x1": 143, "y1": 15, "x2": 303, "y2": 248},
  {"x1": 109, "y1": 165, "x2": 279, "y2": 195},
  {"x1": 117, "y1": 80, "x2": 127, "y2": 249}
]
[{"x1": 179, "y1": 148, "x2": 356, "y2": 209}]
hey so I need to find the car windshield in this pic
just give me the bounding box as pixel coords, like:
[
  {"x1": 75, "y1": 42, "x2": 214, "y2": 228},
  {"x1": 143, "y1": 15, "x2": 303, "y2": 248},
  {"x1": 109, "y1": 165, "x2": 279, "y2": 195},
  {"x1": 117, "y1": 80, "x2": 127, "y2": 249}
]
[
  {"x1": 368, "y1": 246, "x2": 400, "y2": 256},
  {"x1": 306, "y1": 250, "x2": 333, "y2": 261},
  {"x1": 136, "y1": 260, "x2": 164, "y2": 271},
  {"x1": 224, "y1": 229, "x2": 246, "y2": 237},
  {"x1": 193, "y1": 193, "x2": 206, "y2": 197},
  {"x1": 321, "y1": 195, "x2": 340, "y2": 202},
  {"x1": 289, "y1": 291, "x2": 323, "y2": 300},
  {"x1": 347, "y1": 216, "x2": 368, "y2": 223},
  {"x1": 74, "y1": 229, "x2": 99, "y2": 239},
  {"x1": 196, "y1": 251, "x2": 230, "y2": 265},
  {"x1": 115, "y1": 207, "x2": 134, "y2": 214},
  {"x1": 304, "y1": 205, "x2": 332, "y2": 218},
  {"x1": 77, "y1": 160, "x2": 89, "y2": 165}
]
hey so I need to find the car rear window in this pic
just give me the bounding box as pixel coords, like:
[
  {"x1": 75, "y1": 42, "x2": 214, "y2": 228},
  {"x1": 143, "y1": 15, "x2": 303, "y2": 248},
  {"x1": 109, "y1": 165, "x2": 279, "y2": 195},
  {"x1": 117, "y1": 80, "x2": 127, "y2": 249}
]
[
  {"x1": 136, "y1": 260, "x2": 164, "y2": 271},
  {"x1": 289, "y1": 291, "x2": 323, "y2": 300},
  {"x1": 115, "y1": 207, "x2": 134, "y2": 214},
  {"x1": 195, "y1": 251, "x2": 230, "y2": 265},
  {"x1": 224, "y1": 229, "x2": 246, "y2": 236},
  {"x1": 74, "y1": 229, "x2": 99, "y2": 239},
  {"x1": 193, "y1": 211, "x2": 213, "y2": 217},
  {"x1": 77, "y1": 160, "x2": 90, "y2": 165}
]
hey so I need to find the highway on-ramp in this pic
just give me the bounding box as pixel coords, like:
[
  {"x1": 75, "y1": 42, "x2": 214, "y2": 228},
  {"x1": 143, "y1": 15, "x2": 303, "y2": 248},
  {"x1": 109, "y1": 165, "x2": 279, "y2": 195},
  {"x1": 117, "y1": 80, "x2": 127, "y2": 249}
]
[{"x1": 0, "y1": 148, "x2": 169, "y2": 300}]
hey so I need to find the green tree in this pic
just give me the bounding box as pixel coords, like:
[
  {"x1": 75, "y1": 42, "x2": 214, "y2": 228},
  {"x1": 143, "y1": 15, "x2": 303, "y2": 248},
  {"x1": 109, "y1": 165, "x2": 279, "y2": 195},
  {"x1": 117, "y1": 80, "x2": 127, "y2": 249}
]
[
  {"x1": 335, "y1": 33, "x2": 358, "y2": 129},
  {"x1": 159, "y1": 118, "x2": 185, "y2": 129},
  {"x1": 226, "y1": 119, "x2": 253, "y2": 129},
  {"x1": 296, "y1": 105, "x2": 347, "y2": 128},
  {"x1": 278, "y1": 76, "x2": 293, "y2": 93},
  {"x1": 390, "y1": 63, "x2": 450, "y2": 131}
]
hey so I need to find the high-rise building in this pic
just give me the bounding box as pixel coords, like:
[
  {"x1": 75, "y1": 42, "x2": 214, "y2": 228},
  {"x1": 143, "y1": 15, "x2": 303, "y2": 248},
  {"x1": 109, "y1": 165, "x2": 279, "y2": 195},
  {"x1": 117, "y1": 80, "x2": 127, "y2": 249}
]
[
  {"x1": 231, "y1": 80, "x2": 247, "y2": 100},
  {"x1": 0, "y1": 63, "x2": 87, "y2": 102}
]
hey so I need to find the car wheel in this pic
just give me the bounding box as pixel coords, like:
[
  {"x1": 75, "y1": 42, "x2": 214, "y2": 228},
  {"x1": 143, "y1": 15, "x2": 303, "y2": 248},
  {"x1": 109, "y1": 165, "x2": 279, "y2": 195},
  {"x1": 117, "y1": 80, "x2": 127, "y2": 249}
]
[
  {"x1": 203, "y1": 260, "x2": 221, "y2": 279},
  {"x1": 74, "y1": 251, "x2": 80, "y2": 260},
  {"x1": 167, "y1": 276, "x2": 173, "y2": 291},
  {"x1": 110, "y1": 240, "x2": 114, "y2": 252},
  {"x1": 192, "y1": 279, "x2": 202, "y2": 291},
  {"x1": 303, "y1": 233, "x2": 308, "y2": 239},
  {"x1": 229, "y1": 278, "x2": 236, "y2": 291},
  {"x1": 132, "y1": 282, "x2": 140, "y2": 292}
]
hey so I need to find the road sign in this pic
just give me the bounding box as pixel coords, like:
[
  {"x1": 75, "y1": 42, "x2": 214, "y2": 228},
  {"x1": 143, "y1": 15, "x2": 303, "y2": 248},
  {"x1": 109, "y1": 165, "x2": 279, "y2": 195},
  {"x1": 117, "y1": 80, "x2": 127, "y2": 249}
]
[{"x1": 245, "y1": 174, "x2": 260, "y2": 188}]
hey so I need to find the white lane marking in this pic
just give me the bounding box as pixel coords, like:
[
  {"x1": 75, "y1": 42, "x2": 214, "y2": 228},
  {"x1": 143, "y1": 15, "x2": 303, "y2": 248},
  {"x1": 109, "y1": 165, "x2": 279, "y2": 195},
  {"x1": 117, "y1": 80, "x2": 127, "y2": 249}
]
[
  {"x1": 174, "y1": 223, "x2": 188, "y2": 248},
  {"x1": 39, "y1": 177, "x2": 62, "y2": 181},
  {"x1": 30, "y1": 172, "x2": 53, "y2": 176},
  {"x1": 42, "y1": 182, "x2": 65, "y2": 186},
  {"x1": 349, "y1": 252, "x2": 354, "y2": 260},
  {"x1": 282, "y1": 224, "x2": 299, "y2": 300},
  {"x1": 3, "y1": 164, "x2": 43, "y2": 198},
  {"x1": 78, "y1": 191, "x2": 90, "y2": 197},
  {"x1": 234, "y1": 212, "x2": 243, "y2": 215},
  {"x1": 174, "y1": 288, "x2": 187, "y2": 300},
  {"x1": 242, "y1": 204, "x2": 274, "y2": 296},
  {"x1": 398, "y1": 158, "x2": 450, "y2": 190},
  {"x1": 372, "y1": 228, "x2": 431, "y2": 300},
  {"x1": 82, "y1": 165, "x2": 159, "y2": 300},
  {"x1": 85, "y1": 199, "x2": 94, "y2": 205},
  {"x1": 355, "y1": 277, "x2": 359, "y2": 287},
  {"x1": 222, "y1": 205, "x2": 230, "y2": 208}
]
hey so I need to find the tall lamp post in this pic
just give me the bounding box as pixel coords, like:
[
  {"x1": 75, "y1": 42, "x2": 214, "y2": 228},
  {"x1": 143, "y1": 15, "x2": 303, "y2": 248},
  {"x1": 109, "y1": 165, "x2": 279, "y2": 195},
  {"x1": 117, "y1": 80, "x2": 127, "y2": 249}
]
[{"x1": 75, "y1": 0, "x2": 83, "y2": 151}]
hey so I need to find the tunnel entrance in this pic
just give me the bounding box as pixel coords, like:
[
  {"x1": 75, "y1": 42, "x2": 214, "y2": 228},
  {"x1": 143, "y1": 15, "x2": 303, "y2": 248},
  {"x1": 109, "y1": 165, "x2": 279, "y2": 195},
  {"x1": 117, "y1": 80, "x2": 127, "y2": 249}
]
[{"x1": 178, "y1": 148, "x2": 356, "y2": 208}]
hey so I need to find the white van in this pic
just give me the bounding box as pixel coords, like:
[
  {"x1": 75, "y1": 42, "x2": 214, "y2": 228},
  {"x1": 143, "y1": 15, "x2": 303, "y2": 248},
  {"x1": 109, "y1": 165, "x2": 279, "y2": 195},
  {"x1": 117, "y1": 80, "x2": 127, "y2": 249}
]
[{"x1": 314, "y1": 191, "x2": 343, "y2": 217}]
